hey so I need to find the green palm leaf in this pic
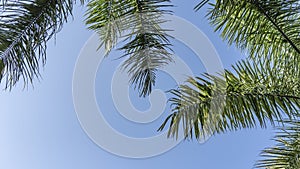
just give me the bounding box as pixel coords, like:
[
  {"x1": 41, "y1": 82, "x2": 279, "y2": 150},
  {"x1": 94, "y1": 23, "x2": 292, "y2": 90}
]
[
  {"x1": 201, "y1": 0, "x2": 300, "y2": 66},
  {"x1": 159, "y1": 59, "x2": 300, "y2": 140},
  {"x1": 256, "y1": 119, "x2": 300, "y2": 169},
  {"x1": 162, "y1": 0, "x2": 300, "y2": 167},
  {"x1": 85, "y1": 0, "x2": 134, "y2": 54},
  {"x1": 85, "y1": 0, "x2": 173, "y2": 97},
  {"x1": 0, "y1": 0, "x2": 83, "y2": 88},
  {"x1": 159, "y1": 0, "x2": 300, "y2": 139}
]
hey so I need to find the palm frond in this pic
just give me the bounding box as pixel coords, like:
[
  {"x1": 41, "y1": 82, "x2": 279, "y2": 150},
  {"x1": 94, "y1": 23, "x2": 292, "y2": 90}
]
[
  {"x1": 159, "y1": 59, "x2": 300, "y2": 140},
  {"x1": 0, "y1": 0, "x2": 82, "y2": 89},
  {"x1": 165, "y1": 0, "x2": 300, "y2": 140},
  {"x1": 85, "y1": 0, "x2": 134, "y2": 54},
  {"x1": 85, "y1": 0, "x2": 174, "y2": 97},
  {"x1": 256, "y1": 119, "x2": 300, "y2": 169},
  {"x1": 206, "y1": 0, "x2": 300, "y2": 67},
  {"x1": 119, "y1": 0, "x2": 174, "y2": 97}
]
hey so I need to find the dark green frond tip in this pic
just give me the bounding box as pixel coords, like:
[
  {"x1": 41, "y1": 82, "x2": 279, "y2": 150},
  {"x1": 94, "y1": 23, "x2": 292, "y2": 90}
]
[
  {"x1": 0, "y1": 59, "x2": 4, "y2": 83},
  {"x1": 120, "y1": 29, "x2": 173, "y2": 97},
  {"x1": 118, "y1": 0, "x2": 174, "y2": 97}
]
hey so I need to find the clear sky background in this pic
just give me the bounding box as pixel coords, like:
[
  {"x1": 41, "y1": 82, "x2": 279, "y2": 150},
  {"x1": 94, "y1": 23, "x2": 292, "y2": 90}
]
[{"x1": 0, "y1": 1, "x2": 276, "y2": 169}]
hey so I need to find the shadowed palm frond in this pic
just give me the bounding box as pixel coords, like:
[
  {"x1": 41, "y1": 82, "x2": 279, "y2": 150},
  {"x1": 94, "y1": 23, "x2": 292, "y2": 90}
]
[
  {"x1": 85, "y1": 0, "x2": 173, "y2": 97},
  {"x1": 159, "y1": 59, "x2": 300, "y2": 140},
  {"x1": 0, "y1": 0, "x2": 84, "y2": 89},
  {"x1": 119, "y1": 0, "x2": 174, "y2": 97},
  {"x1": 256, "y1": 119, "x2": 300, "y2": 169}
]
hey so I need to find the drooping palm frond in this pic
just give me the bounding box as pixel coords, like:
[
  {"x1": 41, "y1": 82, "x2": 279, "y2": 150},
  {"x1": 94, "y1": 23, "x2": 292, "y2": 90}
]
[
  {"x1": 200, "y1": 0, "x2": 300, "y2": 67},
  {"x1": 119, "y1": 0, "x2": 174, "y2": 97},
  {"x1": 85, "y1": 0, "x2": 173, "y2": 97},
  {"x1": 159, "y1": 59, "x2": 300, "y2": 140},
  {"x1": 0, "y1": 0, "x2": 83, "y2": 89},
  {"x1": 256, "y1": 119, "x2": 300, "y2": 169}
]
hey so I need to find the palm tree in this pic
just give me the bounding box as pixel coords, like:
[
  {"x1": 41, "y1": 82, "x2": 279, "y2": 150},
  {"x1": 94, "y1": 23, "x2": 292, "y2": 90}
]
[{"x1": 1, "y1": 0, "x2": 300, "y2": 168}]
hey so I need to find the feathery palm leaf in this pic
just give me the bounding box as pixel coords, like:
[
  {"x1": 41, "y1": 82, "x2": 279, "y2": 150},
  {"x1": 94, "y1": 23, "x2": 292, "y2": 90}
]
[
  {"x1": 256, "y1": 119, "x2": 300, "y2": 169},
  {"x1": 85, "y1": 0, "x2": 173, "y2": 97},
  {"x1": 200, "y1": 0, "x2": 300, "y2": 66},
  {"x1": 0, "y1": 0, "x2": 83, "y2": 89},
  {"x1": 159, "y1": 59, "x2": 300, "y2": 140},
  {"x1": 158, "y1": 0, "x2": 300, "y2": 167},
  {"x1": 159, "y1": 0, "x2": 300, "y2": 139},
  {"x1": 85, "y1": 0, "x2": 134, "y2": 54}
]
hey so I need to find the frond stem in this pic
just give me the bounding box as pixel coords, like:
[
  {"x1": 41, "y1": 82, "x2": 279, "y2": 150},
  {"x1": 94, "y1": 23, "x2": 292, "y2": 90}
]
[
  {"x1": 172, "y1": 91, "x2": 300, "y2": 115},
  {"x1": 253, "y1": 0, "x2": 300, "y2": 55},
  {"x1": 0, "y1": 0, "x2": 54, "y2": 60}
]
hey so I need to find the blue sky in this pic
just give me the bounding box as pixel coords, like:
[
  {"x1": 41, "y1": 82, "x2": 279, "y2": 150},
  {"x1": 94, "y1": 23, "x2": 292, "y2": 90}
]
[{"x1": 0, "y1": 1, "x2": 276, "y2": 169}]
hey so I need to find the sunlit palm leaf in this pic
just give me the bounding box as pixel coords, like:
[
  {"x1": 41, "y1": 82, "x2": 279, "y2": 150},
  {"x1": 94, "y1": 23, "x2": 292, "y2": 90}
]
[
  {"x1": 159, "y1": 59, "x2": 300, "y2": 140},
  {"x1": 85, "y1": 0, "x2": 134, "y2": 54},
  {"x1": 160, "y1": 0, "x2": 300, "y2": 139},
  {"x1": 200, "y1": 0, "x2": 300, "y2": 67},
  {"x1": 163, "y1": 0, "x2": 300, "y2": 167}
]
